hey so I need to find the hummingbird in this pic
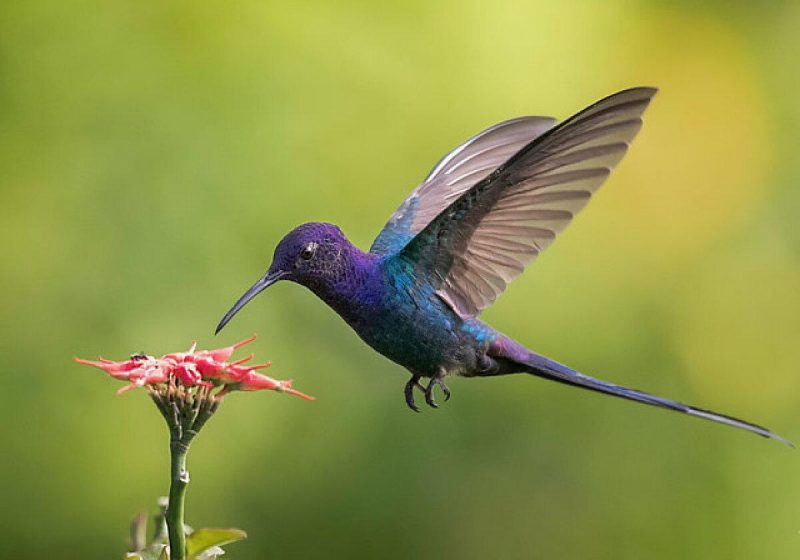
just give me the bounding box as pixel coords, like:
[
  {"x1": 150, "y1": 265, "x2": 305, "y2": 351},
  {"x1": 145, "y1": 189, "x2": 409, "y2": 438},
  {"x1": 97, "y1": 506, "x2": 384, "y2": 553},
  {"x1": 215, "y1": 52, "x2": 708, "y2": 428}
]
[{"x1": 216, "y1": 87, "x2": 789, "y2": 444}]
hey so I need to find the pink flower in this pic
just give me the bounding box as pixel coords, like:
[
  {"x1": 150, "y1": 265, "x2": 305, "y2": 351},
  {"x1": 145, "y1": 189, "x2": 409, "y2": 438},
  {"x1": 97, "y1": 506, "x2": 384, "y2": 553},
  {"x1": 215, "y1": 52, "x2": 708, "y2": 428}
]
[
  {"x1": 74, "y1": 355, "x2": 170, "y2": 394},
  {"x1": 216, "y1": 370, "x2": 314, "y2": 400},
  {"x1": 74, "y1": 336, "x2": 314, "y2": 400}
]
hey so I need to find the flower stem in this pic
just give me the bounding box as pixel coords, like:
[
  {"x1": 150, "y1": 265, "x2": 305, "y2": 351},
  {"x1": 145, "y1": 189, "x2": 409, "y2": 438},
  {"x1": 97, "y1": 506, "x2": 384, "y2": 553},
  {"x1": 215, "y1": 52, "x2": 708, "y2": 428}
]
[
  {"x1": 149, "y1": 384, "x2": 219, "y2": 560},
  {"x1": 167, "y1": 438, "x2": 190, "y2": 560}
]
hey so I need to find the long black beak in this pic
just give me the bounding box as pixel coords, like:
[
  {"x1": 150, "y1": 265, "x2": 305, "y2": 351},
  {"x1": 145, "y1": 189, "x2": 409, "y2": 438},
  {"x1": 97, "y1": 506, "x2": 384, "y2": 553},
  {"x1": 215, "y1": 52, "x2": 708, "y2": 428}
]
[{"x1": 215, "y1": 271, "x2": 285, "y2": 334}]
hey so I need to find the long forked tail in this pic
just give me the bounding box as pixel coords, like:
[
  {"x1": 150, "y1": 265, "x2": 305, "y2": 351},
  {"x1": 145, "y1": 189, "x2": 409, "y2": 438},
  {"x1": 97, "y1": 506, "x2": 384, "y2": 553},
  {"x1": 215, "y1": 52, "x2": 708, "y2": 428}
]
[{"x1": 489, "y1": 338, "x2": 792, "y2": 446}]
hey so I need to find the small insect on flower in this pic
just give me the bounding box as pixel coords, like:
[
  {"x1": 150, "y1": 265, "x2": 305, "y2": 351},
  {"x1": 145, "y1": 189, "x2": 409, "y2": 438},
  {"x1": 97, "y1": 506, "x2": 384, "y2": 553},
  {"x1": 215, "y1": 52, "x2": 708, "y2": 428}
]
[{"x1": 74, "y1": 335, "x2": 314, "y2": 400}]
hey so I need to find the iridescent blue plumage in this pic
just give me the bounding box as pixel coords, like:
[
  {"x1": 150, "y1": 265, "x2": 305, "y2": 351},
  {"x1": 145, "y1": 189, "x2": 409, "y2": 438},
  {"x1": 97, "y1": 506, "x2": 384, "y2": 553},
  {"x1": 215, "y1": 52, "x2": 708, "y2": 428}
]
[{"x1": 216, "y1": 88, "x2": 789, "y2": 445}]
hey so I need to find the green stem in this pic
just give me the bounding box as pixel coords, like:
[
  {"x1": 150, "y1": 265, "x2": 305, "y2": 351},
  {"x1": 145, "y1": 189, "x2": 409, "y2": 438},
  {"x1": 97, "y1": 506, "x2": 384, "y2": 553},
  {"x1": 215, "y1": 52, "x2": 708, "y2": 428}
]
[
  {"x1": 150, "y1": 385, "x2": 218, "y2": 560},
  {"x1": 167, "y1": 438, "x2": 190, "y2": 560}
]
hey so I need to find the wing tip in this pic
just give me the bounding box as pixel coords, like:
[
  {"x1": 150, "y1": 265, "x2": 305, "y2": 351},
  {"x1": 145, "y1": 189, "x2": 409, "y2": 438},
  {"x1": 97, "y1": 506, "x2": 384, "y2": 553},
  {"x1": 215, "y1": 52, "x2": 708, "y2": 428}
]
[
  {"x1": 619, "y1": 86, "x2": 659, "y2": 99},
  {"x1": 592, "y1": 87, "x2": 658, "y2": 113}
]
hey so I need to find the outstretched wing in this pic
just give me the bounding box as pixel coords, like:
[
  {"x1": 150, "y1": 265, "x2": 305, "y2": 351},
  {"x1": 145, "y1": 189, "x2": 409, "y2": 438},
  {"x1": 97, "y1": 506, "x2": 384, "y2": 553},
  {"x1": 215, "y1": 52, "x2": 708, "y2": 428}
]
[
  {"x1": 369, "y1": 116, "x2": 557, "y2": 255},
  {"x1": 398, "y1": 87, "x2": 657, "y2": 317}
]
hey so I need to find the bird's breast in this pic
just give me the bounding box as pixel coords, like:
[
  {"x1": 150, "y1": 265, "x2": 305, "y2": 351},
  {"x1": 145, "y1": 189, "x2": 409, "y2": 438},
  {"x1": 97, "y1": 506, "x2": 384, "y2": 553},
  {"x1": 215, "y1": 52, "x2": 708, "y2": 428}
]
[{"x1": 340, "y1": 270, "x2": 478, "y2": 377}]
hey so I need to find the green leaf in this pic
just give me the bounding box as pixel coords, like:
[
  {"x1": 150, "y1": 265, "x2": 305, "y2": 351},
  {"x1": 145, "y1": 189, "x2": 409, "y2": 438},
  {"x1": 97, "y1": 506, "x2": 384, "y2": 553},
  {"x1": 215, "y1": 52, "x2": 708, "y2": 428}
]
[{"x1": 186, "y1": 528, "x2": 247, "y2": 559}]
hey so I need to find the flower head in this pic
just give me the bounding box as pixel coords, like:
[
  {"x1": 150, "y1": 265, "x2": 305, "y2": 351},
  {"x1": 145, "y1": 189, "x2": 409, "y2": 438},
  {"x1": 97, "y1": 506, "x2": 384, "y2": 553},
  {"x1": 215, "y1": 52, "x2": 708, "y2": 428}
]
[{"x1": 74, "y1": 336, "x2": 314, "y2": 400}]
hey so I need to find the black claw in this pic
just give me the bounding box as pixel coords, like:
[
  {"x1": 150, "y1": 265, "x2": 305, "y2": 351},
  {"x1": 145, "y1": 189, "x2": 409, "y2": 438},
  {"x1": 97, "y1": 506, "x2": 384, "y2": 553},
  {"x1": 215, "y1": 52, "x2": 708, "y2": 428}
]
[
  {"x1": 425, "y1": 382, "x2": 439, "y2": 408},
  {"x1": 425, "y1": 375, "x2": 451, "y2": 408},
  {"x1": 405, "y1": 376, "x2": 421, "y2": 412}
]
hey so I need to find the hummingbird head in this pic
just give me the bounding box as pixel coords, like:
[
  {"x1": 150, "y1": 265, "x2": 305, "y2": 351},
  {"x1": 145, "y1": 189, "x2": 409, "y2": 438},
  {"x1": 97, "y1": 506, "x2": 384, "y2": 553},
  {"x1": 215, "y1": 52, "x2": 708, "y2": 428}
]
[{"x1": 215, "y1": 222, "x2": 359, "y2": 334}]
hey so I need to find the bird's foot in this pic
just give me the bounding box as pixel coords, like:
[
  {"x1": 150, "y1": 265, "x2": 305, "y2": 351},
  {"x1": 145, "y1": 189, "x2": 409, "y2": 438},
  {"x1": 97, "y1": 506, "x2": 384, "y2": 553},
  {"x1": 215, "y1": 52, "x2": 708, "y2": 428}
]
[
  {"x1": 425, "y1": 375, "x2": 450, "y2": 409},
  {"x1": 404, "y1": 375, "x2": 426, "y2": 412}
]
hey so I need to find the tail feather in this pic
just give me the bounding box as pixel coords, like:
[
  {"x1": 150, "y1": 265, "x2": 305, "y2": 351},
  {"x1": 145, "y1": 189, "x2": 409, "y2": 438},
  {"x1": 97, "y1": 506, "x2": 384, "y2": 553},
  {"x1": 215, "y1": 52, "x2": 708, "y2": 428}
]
[{"x1": 490, "y1": 339, "x2": 792, "y2": 446}]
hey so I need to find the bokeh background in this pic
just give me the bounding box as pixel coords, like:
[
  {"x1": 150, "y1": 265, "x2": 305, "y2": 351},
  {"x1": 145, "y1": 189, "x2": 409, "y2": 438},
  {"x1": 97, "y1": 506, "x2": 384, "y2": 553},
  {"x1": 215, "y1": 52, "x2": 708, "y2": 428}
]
[{"x1": 2, "y1": 1, "x2": 800, "y2": 558}]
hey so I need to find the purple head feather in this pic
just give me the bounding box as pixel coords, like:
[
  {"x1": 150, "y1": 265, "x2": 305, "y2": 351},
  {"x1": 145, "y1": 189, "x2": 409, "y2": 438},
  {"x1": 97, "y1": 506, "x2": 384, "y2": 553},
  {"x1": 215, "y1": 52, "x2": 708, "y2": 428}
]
[{"x1": 216, "y1": 222, "x2": 379, "y2": 333}]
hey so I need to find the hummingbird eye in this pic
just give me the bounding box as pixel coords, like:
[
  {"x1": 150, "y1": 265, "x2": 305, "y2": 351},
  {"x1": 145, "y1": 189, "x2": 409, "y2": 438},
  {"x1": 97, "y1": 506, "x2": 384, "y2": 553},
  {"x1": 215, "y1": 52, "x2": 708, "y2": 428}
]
[{"x1": 299, "y1": 242, "x2": 318, "y2": 261}]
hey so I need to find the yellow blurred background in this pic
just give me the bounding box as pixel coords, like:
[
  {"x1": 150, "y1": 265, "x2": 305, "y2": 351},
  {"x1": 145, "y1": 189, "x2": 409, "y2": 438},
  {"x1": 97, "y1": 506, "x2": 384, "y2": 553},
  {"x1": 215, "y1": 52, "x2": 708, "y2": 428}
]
[{"x1": 1, "y1": 2, "x2": 799, "y2": 558}]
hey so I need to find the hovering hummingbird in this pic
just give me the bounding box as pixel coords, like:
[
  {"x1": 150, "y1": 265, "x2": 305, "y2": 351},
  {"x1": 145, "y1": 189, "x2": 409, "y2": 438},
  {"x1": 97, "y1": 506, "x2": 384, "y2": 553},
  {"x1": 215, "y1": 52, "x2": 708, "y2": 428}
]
[{"x1": 216, "y1": 87, "x2": 789, "y2": 444}]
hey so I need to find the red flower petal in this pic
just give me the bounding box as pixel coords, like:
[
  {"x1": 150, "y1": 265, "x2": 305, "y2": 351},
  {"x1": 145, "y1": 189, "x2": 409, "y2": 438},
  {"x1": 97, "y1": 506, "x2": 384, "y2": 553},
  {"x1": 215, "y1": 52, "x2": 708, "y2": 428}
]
[{"x1": 75, "y1": 336, "x2": 313, "y2": 401}]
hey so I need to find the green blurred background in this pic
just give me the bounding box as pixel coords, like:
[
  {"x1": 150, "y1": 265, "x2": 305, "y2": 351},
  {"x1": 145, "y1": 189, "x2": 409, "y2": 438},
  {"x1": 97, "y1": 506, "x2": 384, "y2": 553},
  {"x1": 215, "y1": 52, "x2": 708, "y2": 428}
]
[{"x1": 2, "y1": 1, "x2": 800, "y2": 558}]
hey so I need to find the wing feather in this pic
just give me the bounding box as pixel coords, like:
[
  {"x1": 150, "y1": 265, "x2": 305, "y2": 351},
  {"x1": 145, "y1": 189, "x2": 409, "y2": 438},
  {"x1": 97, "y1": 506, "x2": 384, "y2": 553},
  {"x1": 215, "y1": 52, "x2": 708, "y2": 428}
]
[
  {"x1": 369, "y1": 116, "x2": 557, "y2": 255},
  {"x1": 397, "y1": 87, "x2": 657, "y2": 317}
]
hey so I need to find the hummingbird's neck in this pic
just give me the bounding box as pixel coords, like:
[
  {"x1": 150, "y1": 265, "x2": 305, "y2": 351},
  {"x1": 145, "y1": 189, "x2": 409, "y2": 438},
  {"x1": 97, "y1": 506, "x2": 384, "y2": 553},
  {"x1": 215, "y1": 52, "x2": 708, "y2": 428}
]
[{"x1": 301, "y1": 242, "x2": 384, "y2": 321}]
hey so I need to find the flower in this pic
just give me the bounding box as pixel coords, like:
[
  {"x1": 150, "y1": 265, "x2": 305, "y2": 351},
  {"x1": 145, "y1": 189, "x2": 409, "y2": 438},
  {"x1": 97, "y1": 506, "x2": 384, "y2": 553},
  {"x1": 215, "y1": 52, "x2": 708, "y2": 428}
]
[{"x1": 74, "y1": 336, "x2": 314, "y2": 400}]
